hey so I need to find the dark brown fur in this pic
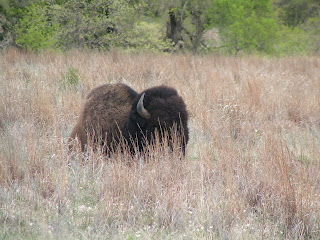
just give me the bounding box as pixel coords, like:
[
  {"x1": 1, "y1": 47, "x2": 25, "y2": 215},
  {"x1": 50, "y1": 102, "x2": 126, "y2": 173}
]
[
  {"x1": 69, "y1": 83, "x2": 137, "y2": 151},
  {"x1": 69, "y1": 83, "x2": 189, "y2": 155}
]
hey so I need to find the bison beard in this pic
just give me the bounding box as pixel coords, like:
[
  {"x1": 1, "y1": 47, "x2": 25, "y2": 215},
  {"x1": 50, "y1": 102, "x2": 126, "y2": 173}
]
[{"x1": 69, "y1": 83, "x2": 189, "y2": 156}]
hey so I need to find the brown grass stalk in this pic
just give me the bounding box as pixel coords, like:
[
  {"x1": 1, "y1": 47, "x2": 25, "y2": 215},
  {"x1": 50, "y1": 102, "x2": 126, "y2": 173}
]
[{"x1": 0, "y1": 48, "x2": 320, "y2": 239}]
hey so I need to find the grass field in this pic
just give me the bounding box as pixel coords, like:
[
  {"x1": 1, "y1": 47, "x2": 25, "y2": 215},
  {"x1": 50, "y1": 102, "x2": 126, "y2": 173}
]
[{"x1": 1, "y1": 48, "x2": 320, "y2": 239}]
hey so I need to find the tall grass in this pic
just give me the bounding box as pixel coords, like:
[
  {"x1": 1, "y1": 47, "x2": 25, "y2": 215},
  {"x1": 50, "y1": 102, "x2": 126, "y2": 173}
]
[{"x1": 1, "y1": 48, "x2": 320, "y2": 239}]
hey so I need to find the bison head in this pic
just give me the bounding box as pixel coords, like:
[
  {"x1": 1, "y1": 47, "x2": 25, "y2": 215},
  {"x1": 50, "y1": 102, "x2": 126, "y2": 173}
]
[{"x1": 127, "y1": 86, "x2": 189, "y2": 155}]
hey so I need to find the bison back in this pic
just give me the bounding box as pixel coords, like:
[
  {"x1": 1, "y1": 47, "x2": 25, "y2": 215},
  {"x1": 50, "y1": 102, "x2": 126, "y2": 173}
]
[{"x1": 70, "y1": 83, "x2": 137, "y2": 151}]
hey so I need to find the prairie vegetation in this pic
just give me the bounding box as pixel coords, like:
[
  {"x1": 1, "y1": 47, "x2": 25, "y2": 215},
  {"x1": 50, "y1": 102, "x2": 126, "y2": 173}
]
[{"x1": 1, "y1": 48, "x2": 320, "y2": 239}]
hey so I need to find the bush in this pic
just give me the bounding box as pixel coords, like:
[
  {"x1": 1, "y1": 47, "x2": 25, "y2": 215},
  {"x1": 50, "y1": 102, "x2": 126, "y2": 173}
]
[
  {"x1": 275, "y1": 25, "x2": 311, "y2": 56},
  {"x1": 119, "y1": 21, "x2": 173, "y2": 52},
  {"x1": 61, "y1": 67, "x2": 80, "y2": 90}
]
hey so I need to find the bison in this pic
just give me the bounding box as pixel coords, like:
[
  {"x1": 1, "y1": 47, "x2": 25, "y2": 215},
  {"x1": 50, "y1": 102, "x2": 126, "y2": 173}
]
[{"x1": 69, "y1": 83, "x2": 189, "y2": 155}]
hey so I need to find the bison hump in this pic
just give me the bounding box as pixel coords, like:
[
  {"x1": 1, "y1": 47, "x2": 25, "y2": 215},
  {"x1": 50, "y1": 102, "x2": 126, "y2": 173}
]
[{"x1": 82, "y1": 83, "x2": 137, "y2": 139}]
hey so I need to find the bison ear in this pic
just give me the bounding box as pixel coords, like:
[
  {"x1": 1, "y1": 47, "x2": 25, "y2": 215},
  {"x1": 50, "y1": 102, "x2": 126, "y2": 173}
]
[{"x1": 137, "y1": 93, "x2": 151, "y2": 119}]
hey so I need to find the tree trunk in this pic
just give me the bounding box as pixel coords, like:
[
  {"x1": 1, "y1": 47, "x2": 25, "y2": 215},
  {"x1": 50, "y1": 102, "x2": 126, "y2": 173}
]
[
  {"x1": 166, "y1": 6, "x2": 183, "y2": 45},
  {"x1": 190, "y1": 10, "x2": 204, "y2": 53}
]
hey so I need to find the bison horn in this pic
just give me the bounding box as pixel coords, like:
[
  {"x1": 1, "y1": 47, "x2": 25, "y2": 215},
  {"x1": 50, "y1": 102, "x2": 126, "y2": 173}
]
[{"x1": 137, "y1": 93, "x2": 150, "y2": 119}]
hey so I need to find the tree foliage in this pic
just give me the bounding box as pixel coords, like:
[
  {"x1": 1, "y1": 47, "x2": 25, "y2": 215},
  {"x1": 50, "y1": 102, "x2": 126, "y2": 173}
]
[
  {"x1": 274, "y1": 0, "x2": 320, "y2": 27},
  {"x1": 14, "y1": 2, "x2": 58, "y2": 50},
  {"x1": 207, "y1": 0, "x2": 278, "y2": 55},
  {"x1": 51, "y1": 0, "x2": 114, "y2": 50},
  {"x1": 11, "y1": 0, "x2": 172, "y2": 51},
  {"x1": 0, "y1": 0, "x2": 17, "y2": 47},
  {"x1": 303, "y1": 15, "x2": 320, "y2": 54},
  {"x1": 0, "y1": 0, "x2": 319, "y2": 55},
  {"x1": 276, "y1": 25, "x2": 311, "y2": 55}
]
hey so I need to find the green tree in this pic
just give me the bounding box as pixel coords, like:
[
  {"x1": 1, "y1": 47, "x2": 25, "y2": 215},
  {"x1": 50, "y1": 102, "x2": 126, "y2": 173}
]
[
  {"x1": 274, "y1": 0, "x2": 320, "y2": 27},
  {"x1": 303, "y1": 14, "x2": 320, "y2": 54},
  {"x1": 14, "y1": 2, "x2": 58, "y2": 50},
  {"x1": 273, "y1": 0, "x2": 320, "y2": 55},
  {"x1": 51, "y1": 0, "x2": 114, "y2": 50},
  {"x1": 184, "y1": 0, "x2": 211, "y2": 53},
  {"x1": 276, "y1": 25, "x2": 310, "y2": 55},
  {"x1": 13, "y1": 0, "x2": 171, "y2": 51},
  {"x1": 140, "y1": 0, "x2": 212, "y2": 52},
  {"x1": 207, "y1": 0, "x2": 279, "y2": 55},
  {"x1": 104, "y1": 0, "x2": 169, "y2": 51},
  {"x1": 0, "y1": 0, "x2": 21, "y2": 48},
  {"x1": 0, "y1": 0, "x2": 10, "y2": 45}
]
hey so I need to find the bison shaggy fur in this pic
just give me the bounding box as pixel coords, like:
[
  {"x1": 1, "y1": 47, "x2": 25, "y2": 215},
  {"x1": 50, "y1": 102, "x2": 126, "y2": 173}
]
[{"x1": 69, "y1": 83, "x2": 189, "y2": 155}]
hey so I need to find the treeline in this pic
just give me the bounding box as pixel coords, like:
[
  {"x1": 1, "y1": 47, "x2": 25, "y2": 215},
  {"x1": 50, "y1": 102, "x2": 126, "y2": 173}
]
[{"x1": 0, "y1": 0, "x2": 319, "y2": 55}]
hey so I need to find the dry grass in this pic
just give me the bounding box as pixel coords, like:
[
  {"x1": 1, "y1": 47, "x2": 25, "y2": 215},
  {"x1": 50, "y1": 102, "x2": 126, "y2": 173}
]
[{"x1": 1, "y1": 48, "x2": 320, "y2": 239}]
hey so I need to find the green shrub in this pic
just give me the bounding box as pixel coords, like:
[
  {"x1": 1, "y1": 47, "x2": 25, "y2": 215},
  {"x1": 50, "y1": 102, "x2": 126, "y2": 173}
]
[
  {"x1": 61, "y1": 67, "x2": 80, "y2": 89},
  {"x1": 275, "y1": 25, "x2": 311, "y2": 56},
  {"x1": 120, "y1": 21, "x2": 173, "y2": 52}
]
